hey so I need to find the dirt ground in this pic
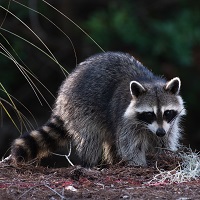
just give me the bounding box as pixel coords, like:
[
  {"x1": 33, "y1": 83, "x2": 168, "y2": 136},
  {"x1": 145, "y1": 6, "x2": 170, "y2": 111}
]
[{"x1": 0, "y1": 153, "x2": 200, "y2": 200}]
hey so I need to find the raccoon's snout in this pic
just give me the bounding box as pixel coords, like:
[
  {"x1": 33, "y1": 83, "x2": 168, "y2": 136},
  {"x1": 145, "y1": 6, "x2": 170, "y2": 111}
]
[{"x1": 156, "y1": 128, "x2": 166, "y2": 137}]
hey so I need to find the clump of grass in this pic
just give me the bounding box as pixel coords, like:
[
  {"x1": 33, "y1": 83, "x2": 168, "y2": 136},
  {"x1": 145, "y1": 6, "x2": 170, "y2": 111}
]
[
  {"x1": 0, "y1": 0, "x2": 103, "y2": 132},
  {"x1": 0, "y1": 82, "x2": 37, "y2": 134},
  {"x1": 146, "y1": 148, "x2": 200, "y2": 185}
]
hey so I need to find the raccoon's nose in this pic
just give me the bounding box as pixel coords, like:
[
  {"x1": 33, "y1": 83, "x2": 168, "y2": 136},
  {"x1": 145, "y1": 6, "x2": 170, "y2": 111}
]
[{"x1": 156, "y1": 128, "x2": 166, "y2": 137}]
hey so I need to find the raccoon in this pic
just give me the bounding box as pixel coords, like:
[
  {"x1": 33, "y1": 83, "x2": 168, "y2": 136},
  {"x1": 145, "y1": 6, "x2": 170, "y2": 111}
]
[{"x1": 11, "y1": 52, "x2": 186, "y2": 167}]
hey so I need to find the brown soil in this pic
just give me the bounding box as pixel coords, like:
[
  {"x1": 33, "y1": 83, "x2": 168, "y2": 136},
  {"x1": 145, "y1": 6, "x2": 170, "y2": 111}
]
[{"x1": 0, "y1": 153, "x2": 200, "y2": 200}]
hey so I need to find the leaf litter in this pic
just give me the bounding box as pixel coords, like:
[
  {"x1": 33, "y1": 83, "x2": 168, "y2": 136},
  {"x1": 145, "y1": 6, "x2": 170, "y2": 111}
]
[{"x1": 0, "y1": 149, "x2": 200, "y2": 199}]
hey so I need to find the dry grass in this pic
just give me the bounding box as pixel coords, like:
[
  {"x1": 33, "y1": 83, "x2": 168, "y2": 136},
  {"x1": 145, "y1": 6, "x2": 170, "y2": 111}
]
[{"x1": 146, "y1": 148, "x2": 200, "y2": 185}]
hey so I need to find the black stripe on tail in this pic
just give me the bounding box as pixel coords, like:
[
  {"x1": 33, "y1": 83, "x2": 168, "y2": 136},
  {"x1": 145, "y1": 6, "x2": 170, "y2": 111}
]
[{"x1": 11, "y1": 115, "x2": 69, "y2": 163}]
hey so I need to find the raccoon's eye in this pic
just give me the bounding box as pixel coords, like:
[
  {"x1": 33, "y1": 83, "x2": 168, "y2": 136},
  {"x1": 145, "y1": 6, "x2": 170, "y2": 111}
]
[
  {"x1": 163, "y1": 110, "x2": 177, "y2": 122},
  {"x1": 137, "y1": 112, "x2": 156, "y2": 124}
]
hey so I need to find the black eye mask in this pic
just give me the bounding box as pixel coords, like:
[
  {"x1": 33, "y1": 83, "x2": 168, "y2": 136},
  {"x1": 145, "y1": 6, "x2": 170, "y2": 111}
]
[
  {"x1": 163, "y1": 110, "x2": 178, "y2": 123},
  {"x1": 137, "y1": 112, "x2": 156, "y2": 124},
  {"x1": 137, "y1": 109, "x2": 178, "y2": 124}
]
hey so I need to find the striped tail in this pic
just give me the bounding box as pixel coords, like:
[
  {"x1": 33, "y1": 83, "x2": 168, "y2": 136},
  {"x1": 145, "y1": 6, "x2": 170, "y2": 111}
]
[{"x1": 11, "y1": 116, "x2": 70, "y2": 163}]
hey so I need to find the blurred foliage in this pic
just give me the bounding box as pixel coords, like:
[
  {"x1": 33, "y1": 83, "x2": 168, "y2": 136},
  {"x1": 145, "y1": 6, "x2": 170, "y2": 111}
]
[{"x1": 86, "y1": 0, "x2": 200, "y2": 67}]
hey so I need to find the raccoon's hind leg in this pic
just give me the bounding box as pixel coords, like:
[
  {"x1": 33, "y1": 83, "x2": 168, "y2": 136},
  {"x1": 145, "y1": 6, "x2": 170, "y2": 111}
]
[
  {"x1": 74, "y1": 133, "x2": 103, "y2": 167},
  {"x1": 70, "y1": 124, "x2": 107, "y2": 167},
  {"x1": 11, "y1": 116, "x2": 70, "y2": 163},
  {"x1": 102, "y1": 136, "x2": 119, "y2": 166}
]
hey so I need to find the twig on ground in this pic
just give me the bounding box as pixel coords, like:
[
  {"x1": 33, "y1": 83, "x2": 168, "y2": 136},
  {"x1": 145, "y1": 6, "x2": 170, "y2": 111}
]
[
  {"x1": 44, "y1": 184, "x2": 67, "y2": 199},
  {"x1": 18, "y1": 184, "x2": 43, "y2": 199},
  {"x1": 1, "y1": 155, "x2": 12, "y2": 163},
  {"x1": 18, "y1": 183, "x2": 67, "y2": 200},
  {"x1": 51, "y1": 142, "x2": 74, "y2": 166}
]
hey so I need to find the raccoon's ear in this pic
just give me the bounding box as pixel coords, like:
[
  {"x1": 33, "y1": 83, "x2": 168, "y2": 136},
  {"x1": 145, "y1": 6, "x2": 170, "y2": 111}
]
[
  {"x1": 164, "y1": 77, "x2": 181, "y2": 95},
  {"x1": 130, "y1": 81, "x2": 146, "y2": 98}
]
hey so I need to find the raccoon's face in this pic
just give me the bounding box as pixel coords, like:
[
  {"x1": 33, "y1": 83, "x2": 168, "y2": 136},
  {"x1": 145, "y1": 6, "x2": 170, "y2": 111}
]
[{"x1": 124, "y1": 77, "x2": 186, "y2": 137}]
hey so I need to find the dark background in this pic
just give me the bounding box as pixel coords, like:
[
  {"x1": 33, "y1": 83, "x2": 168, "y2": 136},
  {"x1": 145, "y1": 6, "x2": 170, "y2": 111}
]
[{"x1": 0, "y1": 0, "x2": 200, "y2": 161}]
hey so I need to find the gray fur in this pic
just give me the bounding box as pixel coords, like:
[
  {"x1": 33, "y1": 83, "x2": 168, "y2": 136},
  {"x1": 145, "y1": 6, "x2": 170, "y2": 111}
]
[{"x1": 11, "y1": 52, "x2": 186, "y2": 167}]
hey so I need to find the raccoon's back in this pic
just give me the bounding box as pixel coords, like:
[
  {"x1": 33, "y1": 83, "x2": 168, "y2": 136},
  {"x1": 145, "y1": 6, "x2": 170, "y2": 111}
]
[{"x1": 54, "y1": 52, "x2": 156, "y2": 125}]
